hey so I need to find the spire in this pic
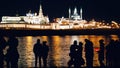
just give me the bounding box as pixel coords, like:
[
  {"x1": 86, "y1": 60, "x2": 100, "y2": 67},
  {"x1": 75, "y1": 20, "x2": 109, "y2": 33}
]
[
  {"x1": 29, "y1": 10, "x2": 32, "y2": 13},
  {"x1": 39, "y1": 3, "x2": 44, "y2": 18},
  {"x1": 69, "y1": 8, "x2": 71, "y2": 19},
  {"x1": 80, "y1": 8, "x2": 82, "y2": 20},
  {"x1": 73, "y1": 7, "x2": 77, "y2": 15}
]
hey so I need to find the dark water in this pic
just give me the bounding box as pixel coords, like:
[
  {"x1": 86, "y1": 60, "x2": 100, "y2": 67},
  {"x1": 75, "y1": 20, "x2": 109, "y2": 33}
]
[{"x1": 4, "y1": 35, "x2": 119, "y2": 67}]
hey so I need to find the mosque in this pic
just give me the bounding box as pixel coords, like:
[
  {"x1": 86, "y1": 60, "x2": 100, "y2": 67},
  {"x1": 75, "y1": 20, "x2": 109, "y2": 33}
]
[
  {"x1": 56, "y1": 7, "x2": 84, "y2": 24},
  {"x1": 1, "y1": 4, "x2": 49, "y2": 24},
  {"x1": 55, "y1": 7, "x2": 88, "y2": 27}
]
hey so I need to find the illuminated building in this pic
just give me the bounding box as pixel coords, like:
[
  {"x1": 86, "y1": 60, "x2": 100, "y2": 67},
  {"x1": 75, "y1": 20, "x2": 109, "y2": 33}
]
[
  {"x1": 0, "y1": 4, "x2": 119, "y2": 29},
  {"x1": 56, "y1": 7, "x2": 88, "y2": 28},
  {"x1": 69, "y1": 7, "x2": 83, "y2": 20},
  {"x1": 1, "y1": 4, "x2": 49, "y2": 24},
  {"x1": 56, "y1": 7, "x2": 85, "y2": 24}
]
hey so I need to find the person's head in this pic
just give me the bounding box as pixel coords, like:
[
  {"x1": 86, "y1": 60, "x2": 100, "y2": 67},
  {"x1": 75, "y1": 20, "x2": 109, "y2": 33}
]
[
  {"x1": 37, "y1": 39, "x2": 40, "y2": 43},
  {"x1": 43, "y1": 41, "x2": 47, "y2": 45},
  {"x1": 110, "y1": 39, "x2": 114, "y2": 43},
  {"x1": 99, "y1": 39, "x2": 104, "y2": 43},
  {"x1": 85, "y1": 39, "x2": 89, "y2": 42},
  {"x1": 73, "y1": 40, "x2": 77, "y2": 45},
  {"x1": 79, "y1": 42, "x2": 83, "y2": 46}
]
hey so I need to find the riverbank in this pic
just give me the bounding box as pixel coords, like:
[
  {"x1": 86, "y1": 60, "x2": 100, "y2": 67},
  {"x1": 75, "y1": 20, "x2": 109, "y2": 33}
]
[{"x1": 0, "y1": 28, "x2": 120, "y2": 36}]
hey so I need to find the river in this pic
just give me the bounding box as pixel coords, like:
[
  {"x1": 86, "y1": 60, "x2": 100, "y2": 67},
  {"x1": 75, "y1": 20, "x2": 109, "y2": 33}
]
[{"x1": 4, "y1": 35, "x2": 119, "y2": 67}]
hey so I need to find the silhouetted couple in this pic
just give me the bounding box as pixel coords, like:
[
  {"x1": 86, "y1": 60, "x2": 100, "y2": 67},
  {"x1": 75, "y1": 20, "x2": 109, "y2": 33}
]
[
  {"x1": 33, "y1": 39, "x2": 49, "y2": 68},
  {"x1": 68, "y1": 39, "x2": 94, "y2": 68},
  {"x1": 84, "y1": 39, "x2": 94, "y2": 68},
  {"x1": 5, "y1": 36, "x2": 19, "y2": 68},
  {"x1": 68, "y1": 40, "x2": 84, "y2": 68},
  {"x1": 106, "y1": 39, "x2": 120, "y2": 68},
  {"x1": 0, "y1": 35, "x2": 19, "y2": 68},
  {"x1": 85, "y1": 39, "x2": 105, "y2": 68}
]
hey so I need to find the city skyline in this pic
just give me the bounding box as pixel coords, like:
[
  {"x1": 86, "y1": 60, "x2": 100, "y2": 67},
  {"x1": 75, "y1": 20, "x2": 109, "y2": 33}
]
[{"x1": 0, "y1": 0, "x2": 120, "y2": 22}]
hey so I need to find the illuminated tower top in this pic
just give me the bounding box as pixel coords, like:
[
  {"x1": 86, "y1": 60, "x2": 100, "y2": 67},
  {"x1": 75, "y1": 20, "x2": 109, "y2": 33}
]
[
  {"x1": 80, "y1": 8, "x2": 82, "y2": 20},
  {"x1": 73, "y1": 7, "x2": 78, "y2": 16},
  {"x1": 69, "y1": 8, "x2": 71, "y2": 19},
  {"x1": 39, "y1": 4, "x2": 44, "y2": 18}
]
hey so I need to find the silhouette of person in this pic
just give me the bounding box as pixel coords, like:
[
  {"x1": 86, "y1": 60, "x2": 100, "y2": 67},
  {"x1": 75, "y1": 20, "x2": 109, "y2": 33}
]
[
  {"x1": 117, "y1": 39, "x2": 120, "y2": 67},
  {"x1": 75, "y1": 42, "x2": 84, "y2": 68},
  {"x1": 33, "y1": 39, "x2": 42, "y2": 67},
  {"x1": 84, "y1": 39, "x2": 94, "y2": 68},
  {"x1": 42, "y1": 41, "x2": 49, "y2": 68},
  {"x1": 106, "y1": 39, "x2": 115, "y2": 67},
  {"x1": 98, "y1": 39, "x2": 105, "y2": 67},
  {"x1": 0, "y1": 36, "x2": 7, "y2": 68},
  {"x1": 114, "y1": 40, "x2": 120, "y2": 67},
  {"x1": 6, "y1": 36, "x2": 19, "y2": 68},
  {"x1": 68, "y1": 40, "x2": 78, "y2": 68}
]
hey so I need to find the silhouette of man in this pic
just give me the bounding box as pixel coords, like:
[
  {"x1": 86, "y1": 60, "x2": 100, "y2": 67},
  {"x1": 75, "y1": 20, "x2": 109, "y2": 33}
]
[
  {"x1": 114, "y1": 40, "x2": 120, "y2": 67},
  {"x1": 106, "y1": 39, "x2": 115, "y2": 67},
  {"x1": 33, "y1": 39, "x2": 42, "y2": 67},
  {"x1": 98, "y1": 39, "x2": 105, "y2": 67},
  {"x1": 0, "y1": 36, "x2": 7, "y2": 68},
  {"x1": 68, "y1": 40, "x2": 78, "y2": 68},
  {"x1": 6, "y1": 36, "x2": 19, "y2": 68},
  {"x1": 84, "y1": 39, "x2": 94, "y2": 68},
  {"x1": 42, "y1": 41, "x2": 49, "y2": 68}
]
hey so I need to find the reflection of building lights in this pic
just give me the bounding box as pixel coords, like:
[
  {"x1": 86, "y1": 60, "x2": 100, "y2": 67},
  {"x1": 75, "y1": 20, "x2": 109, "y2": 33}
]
[{"x1": 94, "y1": 47, "x2": 99, "y2": 52}]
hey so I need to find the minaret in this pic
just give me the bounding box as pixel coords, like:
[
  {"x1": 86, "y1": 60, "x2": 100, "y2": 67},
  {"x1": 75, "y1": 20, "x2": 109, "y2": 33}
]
[
  {"x1": 69, "y1": 8, "x2": 71, "y2": 19},
  {"x1": 80, "y1": 8, "x2": 82, "y2": 20},
  {"x1": 73, "y1": 7, "x2": 77, "y2": 15},
  {"x1": 39, "y1": 4, "x2": 44, "y2": 18}
]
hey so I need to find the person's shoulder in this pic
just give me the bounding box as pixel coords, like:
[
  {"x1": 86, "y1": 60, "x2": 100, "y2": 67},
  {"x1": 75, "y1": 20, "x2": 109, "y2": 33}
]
[
  {"x1": 70, "y1": 44, "x2": 74, "y2": 47},
  {"x1": 34, "y1": 43, "x2": 39, "y2": 46}
]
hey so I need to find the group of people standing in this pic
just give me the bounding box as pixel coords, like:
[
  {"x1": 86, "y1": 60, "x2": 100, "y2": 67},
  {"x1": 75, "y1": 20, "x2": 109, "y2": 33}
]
[
  {"x1": 0, "y1": 37, "x2": 49, "y2": 68},
  {"x1": 33, "y1": 39, "x2": 49, "y2": 68},
  {"x1": 68, "y1": 38, "x2": 120, "y2": 68},
  {"x1": 68, "y1": 39, "x2": 94, "y2": 68},
  {"x1": 0, "y1": 36, "x2": 19, "y2": 68}
]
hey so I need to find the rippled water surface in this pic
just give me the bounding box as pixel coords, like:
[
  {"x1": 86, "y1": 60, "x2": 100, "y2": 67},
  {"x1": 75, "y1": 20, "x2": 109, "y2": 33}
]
[{"x1": 4, "y1": 35, "x2": 119, "y2": 67}]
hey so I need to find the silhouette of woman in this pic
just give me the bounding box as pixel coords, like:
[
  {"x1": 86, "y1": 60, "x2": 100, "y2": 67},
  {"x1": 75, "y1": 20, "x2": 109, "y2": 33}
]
[
  {"x1": 98, "y1": 39, "x2": 105, "y2": 67},
  {"x1": 84, "y1": 39, "x2": 94, "y2": 68},
  {"x1": 42, "y1": 41, "x2": 49, "y2": 68},
  {"x1": 6, "y1": 36, "x2": 19, "y2": 68},
  {"x1": 0, "y1": 36, "x2": 7, "y2": 68}
]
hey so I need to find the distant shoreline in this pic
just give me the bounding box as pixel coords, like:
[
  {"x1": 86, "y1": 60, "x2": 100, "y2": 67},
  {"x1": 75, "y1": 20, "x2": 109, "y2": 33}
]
[{"x1": 0, "y1": 29, "x2": 120, "y2": 36}]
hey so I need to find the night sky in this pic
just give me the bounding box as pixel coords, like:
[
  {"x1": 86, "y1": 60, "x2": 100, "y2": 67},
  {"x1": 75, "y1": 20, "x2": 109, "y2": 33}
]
[{"x1": 0, "y1": 0, "x2": 120, "y2": 22}]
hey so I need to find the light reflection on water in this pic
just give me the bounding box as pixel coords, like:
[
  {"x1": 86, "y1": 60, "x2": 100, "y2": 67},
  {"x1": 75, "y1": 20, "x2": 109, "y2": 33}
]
[{"x1": 5, "y1": 35, "x2": 119, "y2": 67}]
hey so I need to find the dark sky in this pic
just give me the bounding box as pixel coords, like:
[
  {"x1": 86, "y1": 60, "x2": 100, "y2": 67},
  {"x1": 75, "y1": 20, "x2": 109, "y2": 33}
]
[{"x1": 0, "y1": 0, "x2": 120, "y2": 22}]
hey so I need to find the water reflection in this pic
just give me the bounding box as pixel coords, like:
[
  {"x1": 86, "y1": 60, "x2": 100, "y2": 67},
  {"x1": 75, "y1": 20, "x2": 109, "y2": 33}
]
[
  {"x1": 4, "y1": 35, "x2": 119, "y2": 67},
  {"x1": 49, "y1": 36, "x2": 61, "y2": 67}
]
